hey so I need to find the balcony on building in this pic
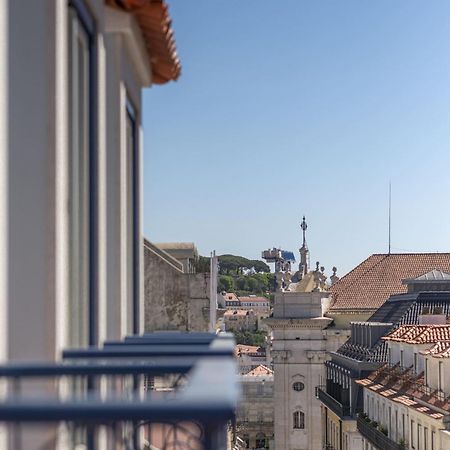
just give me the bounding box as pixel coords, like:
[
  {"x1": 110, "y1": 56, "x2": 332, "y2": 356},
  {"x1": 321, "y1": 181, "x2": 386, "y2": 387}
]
[
  {"x1": 0, "y1": 332, "x2": 239, "y2": 450},
  {"x1": 357, "y1": 415, "x2": 405, "y2": 450}
]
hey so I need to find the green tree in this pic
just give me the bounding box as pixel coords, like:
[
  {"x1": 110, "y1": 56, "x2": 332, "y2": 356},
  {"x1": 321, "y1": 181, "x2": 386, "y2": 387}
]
[
  {"x1": 194, "y1": 256, "x2": 210, "y2": 273},
  {"x1": 218, "y1": 275, "x2": 235, "y2": 292},
  {"x1": 231, "y1": 330, "x2": 267, "y2": 347}
]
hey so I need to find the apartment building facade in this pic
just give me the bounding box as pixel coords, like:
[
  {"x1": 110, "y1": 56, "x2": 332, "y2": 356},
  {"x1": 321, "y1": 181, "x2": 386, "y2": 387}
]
[
  {"x1": 319, "y1": 265, "x2": 450, "y2": 450},
  {"x1": 357, "y1": 324, "x2": 450, "y2": 450}
]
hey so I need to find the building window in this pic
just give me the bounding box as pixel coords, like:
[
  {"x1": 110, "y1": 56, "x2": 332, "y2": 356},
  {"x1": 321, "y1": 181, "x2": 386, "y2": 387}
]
[
  {"x1": 438, "y1": 361, "x2": 443, "y2": 391},
  {"x1": 400, "y1": 349, "x2": 404, "y2": 367},
  {"x1": 293, "y1": 381, "x2": 305, "y2": 392},
  {"x1": 431, "y1": 430, "x2": 436, "y2": 450},
  {"x1": 414, "y1": 352, "x2": 418, "y2": 373},
  {"x1": 68, "y1": 0, "x2": 96, "y2": 347},
  {"x1": 293, "y1": 411, "x2": 305, "y2": 429},
  {"x1": 425, "y1": 358, "x2": 428, "y2": 386},
  {"x1": 125, "y1": 98, "x2": 139, "y2": 334},
  {"x1": 411, "y1": 420, "x2": 415, "y2": 449},
  {"x1": 424, "y1": 427, "x2": 428, "y2": 450},
  {"x1": 402, "y1": 413, "x2": 405, "y2": 441}
]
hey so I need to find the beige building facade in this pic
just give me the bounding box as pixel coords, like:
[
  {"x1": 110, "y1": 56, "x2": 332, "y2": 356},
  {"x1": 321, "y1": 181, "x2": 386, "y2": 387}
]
[
  {"x1": 237, "y1": 365, "x2": 275, "y2": 450},
  {"x1": 224, "y1": 309, "x2": 257, "y2": 332},
  {"x1": 265, "y1": 220, "x2": 349, "y2": 450}
]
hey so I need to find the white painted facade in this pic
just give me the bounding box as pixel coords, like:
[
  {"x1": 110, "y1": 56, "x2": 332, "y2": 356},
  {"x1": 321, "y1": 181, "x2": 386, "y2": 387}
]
[
  {"x1": 0, "y1": 0, "x2": 154, "y2": 448},
  {"x1": 266, "y1": 290, "x2": 349, "y2": 450},
  {"x1": 361, "y1": 338, "x2": 450, "y2": 450}
]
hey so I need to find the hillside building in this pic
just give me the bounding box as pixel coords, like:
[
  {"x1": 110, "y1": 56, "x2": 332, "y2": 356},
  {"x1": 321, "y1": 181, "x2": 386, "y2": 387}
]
[
  {"x1": 235, "y1": 344, "x2": 269, "y2": 374},
  {"x1": 224, "y1": 309, "x2": 257, "y2": 332},
  {"x1": 237, "y1": 365, "x2": 275, "y2": 450}
]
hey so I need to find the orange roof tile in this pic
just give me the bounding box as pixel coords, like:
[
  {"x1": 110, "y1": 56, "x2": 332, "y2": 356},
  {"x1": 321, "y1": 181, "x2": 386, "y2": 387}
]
[
  {"x1": 243, "y1": 365, "x2": 273, "y2": 377},
  {"x1": 383, "y1": 325, "x2": 450, "y2": 344},
  {"x1": 424, "y1": 341, "x2": 450, "y2": 358},
  {"x1": 224, "y1": 309, "x2": 254, "y2": 317},
  {"x1": 106, "y1": 0, "x2": 181, "y2": 84},
  {"x1": 329, "y1": 253, "x2": 450, "y2": 311},
  {"x1": 235, "y1": 344, "x2": 263, "y2": 356},
  {"x1": 239, "y1": 296, "x2": 269, "y2": 303}
]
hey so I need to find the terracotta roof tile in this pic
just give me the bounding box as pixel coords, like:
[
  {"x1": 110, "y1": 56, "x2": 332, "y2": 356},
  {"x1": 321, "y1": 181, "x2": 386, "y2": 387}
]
[
  {"x1": 238, "y1": 296, "x2": 269, "y2": 303},
  {"x1": 224, "y1": 309, "x2": 254, "y2": 317},
  {"x1": 383, "y1": 325, "x2": 450, "y2": 344},
  {"x1": 106, "y1": 0, "x2": 181, "y2": 84},
  {"x1": 235, "y1": 344, "x2": 264, "y2": 356},
  {"x1": 243, "y1": 365, "x2": 273, "y2": 377},
  {"x1": 423, "y1": 341, "x2": 450, "y2": 358},
  {"x1": 329, "y1": 253, "x2": 450, "y2": 311},
  {"x1": 223, "y1": 292, "x2": 239, "y2": 301}
]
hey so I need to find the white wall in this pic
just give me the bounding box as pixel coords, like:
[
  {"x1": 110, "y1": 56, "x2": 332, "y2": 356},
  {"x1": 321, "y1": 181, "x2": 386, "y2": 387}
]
[{"x1": 0, "y1": 0, "x2": 150, "y2": 448}]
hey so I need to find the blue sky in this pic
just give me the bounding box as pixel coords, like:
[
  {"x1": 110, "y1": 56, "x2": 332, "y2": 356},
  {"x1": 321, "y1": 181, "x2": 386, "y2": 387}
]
[{"x1": 143, "y1": 1, "x2": 450, "y2": 276}]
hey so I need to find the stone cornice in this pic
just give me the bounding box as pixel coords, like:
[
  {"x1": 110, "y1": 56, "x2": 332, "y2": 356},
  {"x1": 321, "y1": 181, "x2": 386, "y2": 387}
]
[
  {"x1": 327, "y1": 309, "x2": 376, "y2": 316},
  {"x1": 265, "y1": 317, "x2": 333, "y2": 330}
]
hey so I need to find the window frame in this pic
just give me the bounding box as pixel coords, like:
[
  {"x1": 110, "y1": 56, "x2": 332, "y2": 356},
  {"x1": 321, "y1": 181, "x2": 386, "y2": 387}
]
[
  {"x1": 124, "y1": 98, "x2": 140, "y2": 334},
  {"x1": 68, "y1": 0, "x2": 98, "y2": 347},
  {"x1": 293, "y1": 410, "x2": 305, "y2": 429},
  {"x1": 292, "y1": 381, "x2": 305, "y2": 392}
]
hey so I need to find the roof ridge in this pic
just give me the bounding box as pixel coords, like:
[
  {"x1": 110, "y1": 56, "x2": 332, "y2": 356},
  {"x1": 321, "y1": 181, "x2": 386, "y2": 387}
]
[{"x1": 372, "y1": 252, "x2": 450, "y2": 256}]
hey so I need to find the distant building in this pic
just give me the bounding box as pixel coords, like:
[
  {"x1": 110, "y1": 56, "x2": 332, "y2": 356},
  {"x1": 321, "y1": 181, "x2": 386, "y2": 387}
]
[
  {"x1": 357, "y1": 324, "x2": 450, "y2": 450},
  {"x1": 239, "y1": 296, "x2": 271, "y2": 312},
  {"x1": 224, "y1": 309, "x2": 257, "y2": 332},
  {"x1": 237, "y1": 365, "x2": 275, "y2": 450},
  {"x1": 220, "y1": 292, "x2": 241, "y2": 308},
  {"x1": 235, "y1": 344, "x2": 269, "y2": 374},
  {"x1": 220, "y1": 293, "x2": 270, "y2": 312}
]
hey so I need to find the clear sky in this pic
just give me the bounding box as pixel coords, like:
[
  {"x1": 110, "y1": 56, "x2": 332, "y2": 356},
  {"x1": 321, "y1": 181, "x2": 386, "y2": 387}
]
[{"x1": 143, "y1": 1, "x2": 450, "y2": 276}]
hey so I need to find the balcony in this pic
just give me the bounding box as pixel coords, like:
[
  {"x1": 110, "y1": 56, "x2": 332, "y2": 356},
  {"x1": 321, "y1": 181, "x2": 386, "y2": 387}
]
[
  {"x1": 357, "y1": 416, "x2": 405, "y2": 450},
  {"x1": 0, "y1": 332, "x2": 239, "y2": 450},
  {"x1": 317, "y1": 386, "x2": 351, "y2": 418}
]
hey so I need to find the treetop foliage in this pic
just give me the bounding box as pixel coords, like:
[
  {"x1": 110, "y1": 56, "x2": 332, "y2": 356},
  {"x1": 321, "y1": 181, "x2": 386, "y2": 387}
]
[{"x1": 195, "y1": 254, "x2": 270, "y2": 275}]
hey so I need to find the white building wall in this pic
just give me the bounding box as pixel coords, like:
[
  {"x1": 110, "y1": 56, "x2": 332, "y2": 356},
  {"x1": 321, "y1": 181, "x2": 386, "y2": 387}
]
[
  {"x1": 0, "y1": 0, "x2": 150, "y2": 448},
  {"x1": 268, "y1": 289, "x2": 349, "y2": 450}
]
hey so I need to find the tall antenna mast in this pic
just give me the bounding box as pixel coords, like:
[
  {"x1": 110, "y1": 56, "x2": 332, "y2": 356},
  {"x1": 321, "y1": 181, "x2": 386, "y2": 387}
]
[{"x1": 388, "y1": 181, "x2": 392, "y2": 254}]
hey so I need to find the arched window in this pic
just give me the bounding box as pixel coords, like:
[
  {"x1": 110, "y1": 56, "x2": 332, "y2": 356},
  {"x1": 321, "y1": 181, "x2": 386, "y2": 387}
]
[
  {"x1": 292, "y1": 381, "x2": 305, "y2": 392},
  {"x1": 293, "y1": 410, "x2": 305, "y2": 429}
]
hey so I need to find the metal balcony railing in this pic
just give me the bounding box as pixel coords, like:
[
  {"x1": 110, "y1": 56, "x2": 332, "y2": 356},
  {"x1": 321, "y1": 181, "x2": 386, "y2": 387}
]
[
  {"x1": 0, "y1": 331, "x2": 239, "y2": 450},
  {"x1": 317, "y1": 386, "x2": 351, "y2": 418},
  {"x1": 357, "y1": 416, "x2": 405, "y2": 450}
]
